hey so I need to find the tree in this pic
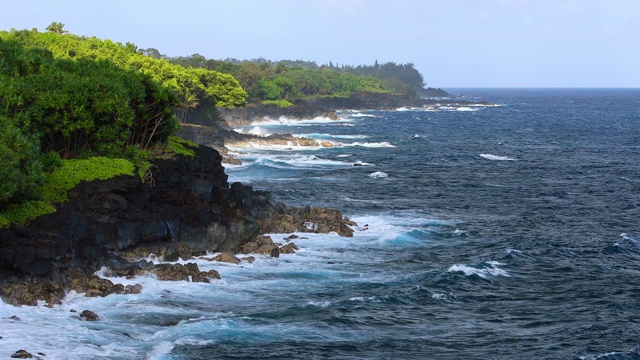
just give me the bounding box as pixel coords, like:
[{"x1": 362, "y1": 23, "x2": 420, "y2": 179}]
[
  {"x1": 0, "y1": 116, "x2": 44, "y2": 204},
  {"x1": 177, "y1": 90, "x2": 199, "y2": 123},
  {"x1": 45, "y1": 22, "x2": 68, "y2": 34},
  {"x1": 274, "y1": 61, "x2": 288, "y2": 75},
  {"x1": 238, "y1": 62, "x2": 260, "y2": 99},
  {"x1": 140, "y1": 48, "x2": 164, "y2": 59}
]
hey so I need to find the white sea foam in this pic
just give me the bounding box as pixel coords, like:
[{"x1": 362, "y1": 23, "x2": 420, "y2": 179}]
[
  {"x1": 353, "y1": 161, "x2": 372, "y2": 166},
  {"x1": 448, "y1": 261, "x2": 510, "y2": 278},
  {"x1": 307, "y1": 301, "x2": 333, "y2": 308},
  {"x1": 344, "y1": 141, "x2": 395, "y2": 148},
  {"x1": 249, "y1": 116, "x2": 348, "y2": 127},
  {"x1": 231, "y1": 154, "x2": 366, "y2": 170},
  {"x1": 345, "y1": 112, "x2": 378, "y2": 118},
  {"x1": 241, "y1": 126, "x2": 272, "y2": 136},
  {"x1": 227, "y1": 140, "x2": 394, "y2": 152},
  {"x1": 293, "y1": 133, "x2": 368, "y2": 140},
  {"x1": 0, "y1": 210, "x2": 460, "y2": 358},
  {"x1": 479, "y1": 153, "x2": 517, "y2": 161},
  {"x1": 369, "y1": 171, "x2": 388, "y2": 178},
  {"x1": 146, "y1": 341, "x2": 175, "y2": 360},
  {"x1": 227, "y1": 143, "x2": 325, "y2": 152}
]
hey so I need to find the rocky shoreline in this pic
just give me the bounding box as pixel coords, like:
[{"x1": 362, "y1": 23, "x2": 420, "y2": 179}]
[
  {"x1": 0, "y1": 90, "x2": 490, "y2": 308},
  {"x1": 0, "y1": 144, "x2": 355, "y2": 307},
  {"x1": 182, "y1": 91, "x2": 494, "y2": 165}
]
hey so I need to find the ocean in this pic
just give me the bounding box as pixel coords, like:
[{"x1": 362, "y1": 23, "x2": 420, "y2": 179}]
[{"x1": 2, "y1": 88, "x2": 639, "y2": 359}]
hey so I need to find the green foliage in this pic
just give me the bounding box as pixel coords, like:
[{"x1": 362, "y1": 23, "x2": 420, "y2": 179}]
[
  {"x1": 39, "y1": 151, "x2": 63, "y2": 172},
  {"x1": 167, "y1": 55, "x2": 434, "y2": 101},
  {"x1": 45, "y1": 22, "x2": 68, "y2": 34},
  {"x1": 0, "y1": 32, "x2": 181, "y2": 157},
  {"x1": 166, "y1": 55, "x2": 390, "y2": 106},
  {"x1": 119, "y1": 145, "x2": 154, "y2": 180},
  {"x1": 0, "y1": 28, "x2": 246, "y2": 147},
  {"x1": 334, "y1": 61, "x2": 426, "y2": 98},
  {"x1": 0, "y1": 116, "x2": 45, "y2": 204},
  {"x1": 40, "y1": 157, "x2": 135, "y2": 202},
  {"x1": 166, "y1": 136, "x2": 196, "y2": 157},
  {"x1": 0, "y1": 201, "x2": 56, "y2": 229},
  {"x1": 258, "y1": 80, "x2": 283, "y2": 100},
  {"x1": 262, "y1": 99, "x2": 293, "y2": 108}
]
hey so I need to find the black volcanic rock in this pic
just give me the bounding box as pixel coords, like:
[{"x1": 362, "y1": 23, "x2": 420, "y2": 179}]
[
  {"x1": 0, "y1": 144, "x2": 355, "y2": 305},
  {"x1": 220, "y1": 103, "x2": 338, "y2": 127}
]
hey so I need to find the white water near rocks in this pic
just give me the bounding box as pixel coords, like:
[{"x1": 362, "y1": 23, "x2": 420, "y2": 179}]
[{"x1": 2, "y1": 89, "x2": 640, "y2": 359}]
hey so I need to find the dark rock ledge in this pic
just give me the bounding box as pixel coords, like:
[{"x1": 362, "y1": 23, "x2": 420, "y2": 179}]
[{"x1": 0, "y1": 144, "x2": 355, "y2": 306}]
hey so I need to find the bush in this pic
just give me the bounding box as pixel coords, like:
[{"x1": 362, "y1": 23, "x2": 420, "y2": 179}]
[
  {"x1": 262, "y1": 99, "x2": 293, "y2": 108},
  {"x1": 0, "y1": 116, "x2": 44, "y2": 204},
  {"x1": 0, "y1": 201, "x2": 56, "y2": 229},
  {"x1": 166, "y1": 136, "x2": 197, "y2": 157},
  {"x1": 39, "y1": 157, "x2": 135, "y2": 202}
]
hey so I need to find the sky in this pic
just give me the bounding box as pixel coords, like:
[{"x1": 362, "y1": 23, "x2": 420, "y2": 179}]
[{"x1": 2, "y1": 0, "x2": 639, "y2": 88}]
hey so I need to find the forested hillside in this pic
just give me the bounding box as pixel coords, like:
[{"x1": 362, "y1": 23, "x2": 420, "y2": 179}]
[
  {"x1": 0, "y1": 26, "x2": 245, "y2": 227},
  {"x1": 162, "y1": 53, "x2": 443, "y2": 105}
]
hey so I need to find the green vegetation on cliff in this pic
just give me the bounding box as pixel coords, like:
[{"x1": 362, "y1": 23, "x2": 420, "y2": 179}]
[
  {"x1": 166, "y1": 54, "x2": 440, "y2": 101},
  {"x1": 40, "y1": 157, "x2": 136, "y2": 203},
  {"x1": 166, "y1": 55, "x2": 389, "y2": 103},
  {"x1": 0, "y1": 25, "x2": 247, "y2": 227}
]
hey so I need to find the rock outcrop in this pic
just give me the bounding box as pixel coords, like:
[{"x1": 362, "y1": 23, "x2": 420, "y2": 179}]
[
  {"x1": 0, "y1": 144, "x2": 355, "y2": 305},
  {"x1": 80, "y1": 310, "x2": 100, "y2": 321},
  {"x1": 177, "y1": 124, "x2": 331, "y2": 166},
  {"x1": 219, "y1": 103, "x2": 338, "y2": 127},
  {"x1": 10, "y1": 350, "x2": 34, "y2": 359}
]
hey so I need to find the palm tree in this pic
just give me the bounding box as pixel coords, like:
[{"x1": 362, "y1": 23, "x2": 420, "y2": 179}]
[
  {"x1": 177, "y1": 91, "x2": 199, "y2": 123},
  {"x1": 46, "y1": 22, "x2": 68, "y2": 34}
]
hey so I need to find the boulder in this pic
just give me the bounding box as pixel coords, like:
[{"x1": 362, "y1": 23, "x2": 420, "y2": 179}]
[
  {"x1": 80, "y1": 310, "x2": 100, "y2": 321},
  {"x1": 279, "y1": 243, "x2": 299, "y2": 254},
  {"x1": 149, "y1": 263, "x2": 219, "y2": 282},
  {"x1": 151, "y1": 263, "x2": 200, "y2": 281},
  {"x1": 69, "y1": 275, "x2": 117, "y2": 298},
  {"x1": 10, "y1": 350, "x2": 33, "y2": 358},
  {"x1": 124, "y1": 284, "x2": 142, "y2": 294},
  {"x1": 1, "y1": 280, "x2": 65, "y2": 307},
  {"x1": 241, "y1": 235, "x2": 280, "y2": 257},
  {"x1": 212, "y1": 252, "x2": 241, "y2": 264},
  {"x1": 240, "y1": 256, "x2": 255, "y2": 264}
]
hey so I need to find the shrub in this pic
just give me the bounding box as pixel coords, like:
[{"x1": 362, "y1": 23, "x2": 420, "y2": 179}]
[
  {"x1": 262, "y1": 99, "x2": 294, "y2": 108},
  {"x1": 39, "y1": 157, "x2": 135, "y2": 202},
  {"x1": 0, "y1": 116, "x2": 45, "y2": 204},
  {"x1": 166, "y1": 136, "x2": 197, "y2": 157},
  {"x1": 0, "y1": 201, "x2": 56, "y2": 229}
]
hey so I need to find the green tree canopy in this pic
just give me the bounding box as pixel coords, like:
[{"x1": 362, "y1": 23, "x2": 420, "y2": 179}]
[
  {"x1": 1, "y1": 29, "x2": 247, "y2": 118},
  {"x1": 45, "y1": 22, "x2": 68, "y2": 34}
]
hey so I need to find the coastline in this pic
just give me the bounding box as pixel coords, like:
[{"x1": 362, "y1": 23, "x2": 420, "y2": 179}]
[
  {"x1": 0, "y1": 90, "x2": 492, "y2": 358},
  {"x1": 0, "y1": 143, "x2": 355, "y2": 308},
  {"x1": 0, "y1": 90, "x2": 492, "y2": 306}
]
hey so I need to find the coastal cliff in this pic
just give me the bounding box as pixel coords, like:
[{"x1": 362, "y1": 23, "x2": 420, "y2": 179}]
[{"x1": 0, "y1": 145, "x2": 354, "y2": 306}]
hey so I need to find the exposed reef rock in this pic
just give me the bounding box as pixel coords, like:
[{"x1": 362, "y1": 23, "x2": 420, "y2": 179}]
[
  {"x1": 0, "y1": 144, "x2": 355, "y2": 305},
  {"x1": 177, "y1": 124, "x2": 330, "y2": 166}
]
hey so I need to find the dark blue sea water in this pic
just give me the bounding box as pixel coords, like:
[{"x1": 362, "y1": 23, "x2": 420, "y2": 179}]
[{"x1": 2, "y1": 89, "x2": 639, "y2": 359}]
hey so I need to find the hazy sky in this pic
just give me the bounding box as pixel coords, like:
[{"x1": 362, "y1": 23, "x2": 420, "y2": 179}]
[{"x1": 2, "y1": 0, "x2": 639, "y2": 88}]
